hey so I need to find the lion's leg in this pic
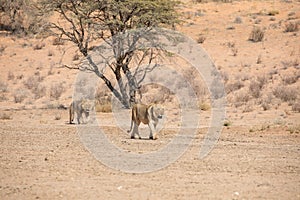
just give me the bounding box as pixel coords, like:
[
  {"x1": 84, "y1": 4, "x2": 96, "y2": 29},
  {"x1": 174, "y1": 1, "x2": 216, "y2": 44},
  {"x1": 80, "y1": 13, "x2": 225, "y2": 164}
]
[
  {"x1": 148, "y1": 120, "x2": 157, "y2": 140},
  {"x1": 77, "y1": 111, "x2": 81, "y2": 124},
  {"x1": 131, "y1": 121, "x2": 141, "y2": 139},
  {"x1": 69, "y1": 103, "x2": 74, "y2": 124},
  {"x1": 83, "y1": 112, "x2": 88, "y2": 124}
]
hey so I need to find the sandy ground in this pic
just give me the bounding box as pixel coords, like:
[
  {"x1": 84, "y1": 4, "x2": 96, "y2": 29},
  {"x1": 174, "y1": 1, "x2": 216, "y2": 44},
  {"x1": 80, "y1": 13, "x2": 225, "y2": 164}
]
[
  {"x1": 0, "y1": 0, "x2": 300, "y2": 199},
  {"x1": 0, "y1": 109, "x2": 299, "y2": 199}
]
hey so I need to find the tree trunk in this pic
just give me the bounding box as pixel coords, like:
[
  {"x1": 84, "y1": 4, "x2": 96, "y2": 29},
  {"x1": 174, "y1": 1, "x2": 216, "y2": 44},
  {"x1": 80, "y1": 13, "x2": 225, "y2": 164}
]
[
  {"x1": 122, "y1": 64, "x2": 139, "y2": 107},
  {"x1": 86, "y1": 55, "x2": 129, "y2": 108}
]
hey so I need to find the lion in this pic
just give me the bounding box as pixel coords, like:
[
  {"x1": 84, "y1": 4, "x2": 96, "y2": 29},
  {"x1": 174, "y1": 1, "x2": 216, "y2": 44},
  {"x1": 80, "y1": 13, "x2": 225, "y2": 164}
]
[
  {"x1": 127, "y1": 103, "x2": 164, "y2": 140},
  {"x1": 69, "y1": 99, "x2": 95, "y2": 124}
]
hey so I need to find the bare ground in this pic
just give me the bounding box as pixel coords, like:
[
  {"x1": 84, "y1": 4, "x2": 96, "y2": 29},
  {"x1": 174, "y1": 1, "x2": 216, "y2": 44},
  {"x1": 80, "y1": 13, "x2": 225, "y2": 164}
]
[{"x1": 0, "y1": 110, "x2": 299, "y2": 200}]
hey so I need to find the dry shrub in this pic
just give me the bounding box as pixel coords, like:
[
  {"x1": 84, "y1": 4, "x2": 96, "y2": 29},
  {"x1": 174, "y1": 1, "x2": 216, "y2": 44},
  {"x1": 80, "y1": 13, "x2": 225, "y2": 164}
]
[
  {"x1": 0, "y1": 80, "x2": 8, "y2": 92},
  {"x1": 0, "y1": 45, "x2": 6, "y2": 55},
  {"x1": 95, "y1": 87, "x2": 112, "y2": 113},
  {"x1": 23, "y1": 74, "x2": 43, "y2": 90},
  {"x1": 54, "y1": 113, "x2": 61, "y2": 120},
  {"x1": 284, "y1": 21, "x2": 298, "y2": 32},
  {"x1": 199, "y1": 101, "x2": 210, "y2": 111},
  {"x1": 225, "y1": 80, "x2": 244, "y2": 94},
  {"x1": 52, "y1": 37, "x2": 65, "y2": 46},
  {"x1": 273, "y1": 85, "x2": 298, "y2": 102},
  {"x1": 7, "y1": 71, "x2": 15, "y2": 81},
  {"x1": 249, "y1": 75, "x2": 268, "y2": 98},
  {"x1": 33, "y1": 42, "x2": 45, "y2": 50},
  {"x1": 249, "y1": 27, "x2": 264, "y2": 42},
  {"x1": 234, "y1": 16, "x2": 242, "y2": 24},
  {"x1": 33, "y1": 84, "x2": 46, "y2": 99},
  {"x1": 259, "y1": 93, "x2": 273, "y2": 111},
  {"x1": 233, "y1": 90, "x2": 251, "y2": 108},
  {"x1": 282, "y1": 73, "x2": 299, "y2": 85},
  {"x1": 0, "y1": 112, "x2": 12, "y2": 120},
  {"x1": 249, "y1": 81, "x2": 262, "y2": 98},
  {"x1": 219, "y1": 71, "x2": 229, "y2": 83},
  {"x1": 197, "y1": 34, "x2": 206, "y2": 44},
  {"x1": 0, "y1": 93, "x2": 8, "y2": 102},
  {"x1": 267, "y1": 10, "x2": 279, "y2": 16},
  {"x1": 292, "y1": 101, "x2": 300, "y2": 112},
  {"x1": 50, "y1": 83, "x2": 65, "y2": 100},
  {"x1": 14, "y1": 88, "x2": 28, "y2": 103},
  {"x1": 95, "y1": 103, "x2": 112, "y2": 113}
]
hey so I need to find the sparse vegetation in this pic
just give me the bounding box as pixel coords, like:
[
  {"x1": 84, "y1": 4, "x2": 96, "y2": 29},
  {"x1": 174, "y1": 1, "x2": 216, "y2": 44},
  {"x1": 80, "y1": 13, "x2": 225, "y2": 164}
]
[
  {"x1": 225, "y1": 80, "x2": 244, "y2": 94},
  {"x1": 0, "y1": 0, "x2": 44, "y2": 34},
  {"x1": 282, "y1": 73, "x2": 299, "y2": 85},
  {"x1": 199, "y1": 101, "x2": 210, "y2": 111},
  {"x1": 249, "y1": 27, "x2": 264, "y2": 42},
  {"x1": 23, "y1": 74, "x2": 43, "y2": 90},
  {"x1": 234, "y1": 16, "x2": 242, "y2": 24},
  {"x1": 0, "y1": 93, "x2": 8, "y2": 102},
  {"x1": 0, "y1": 80, "x2": 8, "y2": 92},
  {"x1": 273, "y1": 85, "x2": 298, "y2": 103},
  {"x1": 52, "y1": 37, "x2": 65, "y2": 46},
  {"x1": 33, "y1": 42, "x2": 45, "y2": 50},
  {"x1": 13, "y1": 88, "x2": 28, "y2": 103},
  {"x1": 284, "y1": 21, "x2": 298, "y2": 32},
  {"x1": 0, "y1": 112, "x2": 12, "y2": 120},
  {"x1": 287, "y1": 125, "x2": 300, "y2": 134},
  {"x1": 197, "y1": 34, "x2": 206, "y2": 44},
  {"x1": 50, "y1": 83, "x2": 65, "y2": 100},
  {"x1": 0, "y1": 45, "x2": 6, "y2": 55},
  {"x1": 233, "y1": 90, "x2": 251, "y2": 108},
  {"x1": 7, "y1": 71, "x2": 15, "y2": 81},
  {"x1": 267, "y1": 10, "x2": 279, "y2": 16},
  {"x1": 292, "y1": 101, "x2": 300, "y2": 113},
  {"x1": 33, "y1": 84, "x2": 46, "y2": 99},
  {"x1": 223, "y1": 120, "x2": 231, "y2": 127},
  {"x1": 54, "y1": 113, "x2": 61, "y2": 120}
]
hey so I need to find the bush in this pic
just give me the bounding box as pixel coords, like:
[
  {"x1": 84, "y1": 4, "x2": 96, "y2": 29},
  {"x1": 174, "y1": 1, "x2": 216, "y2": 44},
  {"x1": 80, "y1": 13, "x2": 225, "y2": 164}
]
[
  {"x1": 273, "y1": 86, "x2": 298, "y2": 102},
  {"x1": 7, "y1": 71, "x2": 15, "y2": 81},
  {"x1": 33, "y1": 84, "x2": 46, "y2": 99},
  {"x1": 282, "y1": 73, "x2": 299, "y2": 85},
  {"x1": 50, "y1": 83, "x2": 65, "y2": 100},
  {"x1": 0, "y1": 112, "x2": 12, "y2": 120},
  {"x1": 14, "y1": 88, "x2": 28, "y2": 103},
  {"x1": 0, "y1": 45, "x2": 6, "y2": 55},
  {"x1": 23, "y1": 75, "x2": 43, "y2": 90},
  {"x1": 33, "y1": 42, "x2": 45, "y2": 50},
  {"x1": 292, "y1": 101, "x2": 300, "y2": 112},
  {"x1": 0, "y1": 0, "x2": 44, "y2": 35},
  {"x1": 285, "y1": 21, "x2": 298, "y2": 32},
  {"x1": 52, "y1": 37, "x2": 65, "y2": 46},
  {"x1": 225, "y1": 80, "x2": 244, "y2": 93},
  {"x1": 249, "y1": 27, "x2": 264, "y2": 42},
  {"x1": 197, "y1": 34, "x2": 206, "y2": 44},
  {"x1": 0, "y1": 80, "x2": 8, "y2": 92},
  {"x1": 234, "y1": 16, "x2": 242, "y2": 24}
]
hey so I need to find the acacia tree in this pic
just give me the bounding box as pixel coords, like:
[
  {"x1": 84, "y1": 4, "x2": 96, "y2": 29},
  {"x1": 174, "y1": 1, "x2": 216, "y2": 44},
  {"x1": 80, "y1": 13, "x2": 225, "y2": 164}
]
[{"x1": 39, "y1": 0, "x2": 179, "y2": 108}]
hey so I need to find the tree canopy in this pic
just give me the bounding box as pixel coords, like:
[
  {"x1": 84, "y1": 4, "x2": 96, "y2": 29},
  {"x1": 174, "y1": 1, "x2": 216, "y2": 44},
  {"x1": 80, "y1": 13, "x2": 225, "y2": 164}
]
[{"x1": 39, "y1": 0, "x2": 180, "y2": 108}]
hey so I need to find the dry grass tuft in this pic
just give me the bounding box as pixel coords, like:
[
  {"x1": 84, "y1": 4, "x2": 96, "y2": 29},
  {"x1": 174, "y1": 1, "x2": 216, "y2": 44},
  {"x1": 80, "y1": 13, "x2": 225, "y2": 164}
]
[
  {"x1": 0, "y1": 112, "x2": 12, "y2": 120},
  {"x1": 249, "y1": 27, "x2": 264, "y2": 42},
  {"x1": 50, "y1": 83, "x2": 65, "y2": 100},
  {"x1": 13, "y1": 88, "x2": 28, "y2": 103},
  {"x1": 291, "y1": 101, "x2": 300, "y2": 113},
  {"x1": 273, "y1": 85, "x2": 298, "y2": 103},
  {"x1": 284, "y1": 21, "x2": 298, "y2": 32}
]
